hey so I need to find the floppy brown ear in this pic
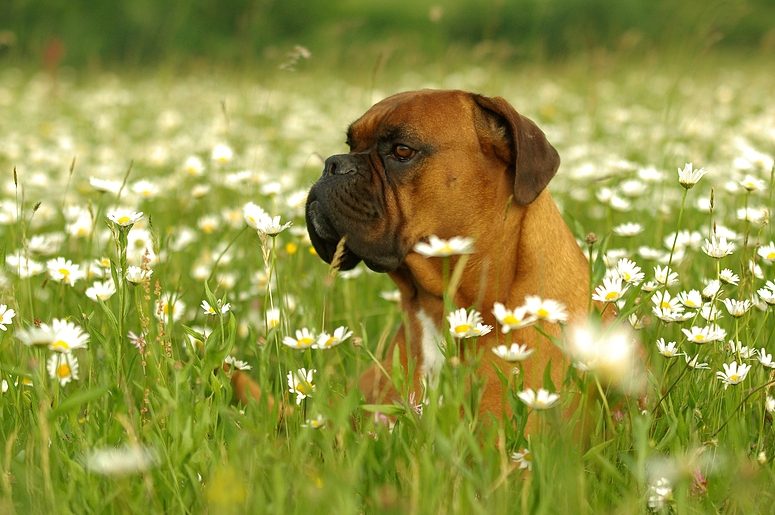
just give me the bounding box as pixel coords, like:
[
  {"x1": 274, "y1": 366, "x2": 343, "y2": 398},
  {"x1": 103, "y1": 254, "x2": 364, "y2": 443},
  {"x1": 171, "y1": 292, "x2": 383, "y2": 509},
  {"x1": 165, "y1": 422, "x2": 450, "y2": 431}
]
[{"x1": 472, "y1": 94, "x2": 560, "y2": 205}]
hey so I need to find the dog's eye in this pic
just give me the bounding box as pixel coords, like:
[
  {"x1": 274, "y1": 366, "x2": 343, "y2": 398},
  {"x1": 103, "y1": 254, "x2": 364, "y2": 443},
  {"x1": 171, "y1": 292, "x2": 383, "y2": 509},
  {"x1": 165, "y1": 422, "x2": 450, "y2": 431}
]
[{"x1": 391, "y1": 144, "x2": 416, "y2": 161}]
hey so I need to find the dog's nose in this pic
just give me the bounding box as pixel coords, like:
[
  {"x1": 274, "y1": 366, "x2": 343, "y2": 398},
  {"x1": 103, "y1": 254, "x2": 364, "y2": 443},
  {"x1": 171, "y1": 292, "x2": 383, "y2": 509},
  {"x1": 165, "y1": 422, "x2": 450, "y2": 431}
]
[{"x1": 323, "y1": 155, "x2": 357, "y2": 176}]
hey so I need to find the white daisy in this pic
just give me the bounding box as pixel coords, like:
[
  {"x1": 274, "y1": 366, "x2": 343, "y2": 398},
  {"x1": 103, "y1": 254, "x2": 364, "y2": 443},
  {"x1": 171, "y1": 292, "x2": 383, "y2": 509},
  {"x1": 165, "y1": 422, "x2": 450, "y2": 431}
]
[
  {"x1": 107, "y1": 209, "x2": 144, "y2": 227},
  {"x1": 677, "y1": 163, "x2": 708, "y2": 189},
  {"x1": 224, "y1": 355, "x2": 252, "y2": 371},
  {"x1": 125, "y1": 266, "x2": 153, "y2": 285},
  {"x1": 211, "y1": 143, "x2": 233, "y2": 163},
  {"x1": 47, "y1": 257, "x2": 84, "y2": 286},
  {"x1": 739, "y1": 174, "x2": 765, "y2": 192},
  {"x1": 491, "y1": 343, "x2": 534, "y2": 362},
  {"x1": 677, "y1": 290, "x2": 703, "y2": 309},
  {"x1": 0, "y1": 304, "x2": 15, "y2": 331},
  {"x1": 758, "y1": 242, "x2": 775, "y2": 263},
  {"x1": 517, "y1": 388, "x2": 560, "y2": 410},
  {"x1": 201, "y1": 299, "x2": 231, "y2": 316},
  {"x1": 716, "y1": 362, "x2": 751, "y2": 389},
  {"x1": 282, "y1": 328, "x2": 316, "y2": 349},
  {"x1": 523, "y1": 296, "x2": 568, "y2": 324},
  {"x1": 701, "y1": 279, "x2": 722, "y2": 301},
  {"x1": 313, "y1": 326, "x2": 353, "y2": 349},
  {"x1": 722, "y1": 298, "x2": 751, "y2": 318},
  {"x1": 492, "y1": 303, "x2": 537, "y2": 333},
  {"x1": 85, "y1": 280, "x2": 117, "y2": 302},
  {"x1": 613, "y1": 222, "x2": 644, "y2": 237},
  {"x1": 656, "y1": 338, "x2": 682, "y2": 358},
  {"x1": 653, "y1": 265, "x2": 679, "y2": 286},
  {"x1": 592, "y1": 276, "x2": 629, "y2": 303},
  {"x1": 616, "y1": 258, "x2": 644, "y2": 284},
  {"x1": 718, "y1": 269, "x2": 739, "y2": 285},
  {"x1": 728, "y1": 340, "x2": 757, "y2": 359},
  {"x1": 702, "y1": 235, "x2": 736, "y2": 259},
  {"x1": 682, "y1": 325, "x2": 724, "y2": 345},
  {"x1": 287, "y1": 368, "x2": 315, "y2": 404},
  {"x1": 414, "y1": 235, "x2": 474, "y2": 257},
  {"x1": 685, "y1": 354, "x2": 710, "y2": 370},
  {"x1": 511, "y1": 448, "x2": 532, "y2": 471},
  {"x1": 47, "y1": 353, "x2": 79, "y2": 387},
  {"x1": 256, "y1": 214, "x2": 292, "y2": 237}
]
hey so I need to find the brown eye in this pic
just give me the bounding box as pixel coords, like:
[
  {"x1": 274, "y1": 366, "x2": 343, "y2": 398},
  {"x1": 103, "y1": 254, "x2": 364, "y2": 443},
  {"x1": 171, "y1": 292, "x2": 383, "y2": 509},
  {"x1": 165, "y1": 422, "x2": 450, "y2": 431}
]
[{"x1": 392, "y1": 144, "x2": 415, "y2": 161}]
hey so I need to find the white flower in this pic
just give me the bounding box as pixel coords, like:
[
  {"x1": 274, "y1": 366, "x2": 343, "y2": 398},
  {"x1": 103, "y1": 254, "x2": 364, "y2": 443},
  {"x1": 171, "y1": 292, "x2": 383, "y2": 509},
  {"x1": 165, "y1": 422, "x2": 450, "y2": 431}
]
[
  {"x1": 653, "y1": 265, "x2": 679, "y2": 286},
  {"x1": 685, "y1": 354, "x2": 710, "y2": 370},
  {"x1": 701, "y1": 280, "x2": 722, "y2": 301},
  {"x1": 616, "y1": 258, "x2": 644, "y2": 284},
  {"x1": 718, "y1": 269, "x2": 739, "y2": 285},
  {"x1": 314, "y1": 326, "x2": 353, "y2": 349},
  {"x1": 47, "y1": 257, "x2": 84, "y2": 286},
  {"x1": 592, "y1": 276, "x2": 629, "y2": 303},
  {"x1": 282, "y1": 328, "x2": 316, "y2": 349},
  {"x1": 414, "y1": 235, "x2": 474, "y2": 257},
  {"x1": 722, "y1": 298, "x2": 751, "y2": 317},
  {"x1": 125, "y1": 266, "x2": 153, "y2": 285},
  {"x1": 511, "y1": 448, "x2": 532, "y2": 471},
  {"x1": 132, "y1": 180, "x2": 159, "y2": 198},
  {"x1": 677, "y1": 290, "x2": 703, "y2": 309},
  {"x1": 243, "y1": 202, "x2": 267, "y2": 229},
  {"x1": 699, "y1": 304, "x2": 723, "y2": 322},
  {"x1": 758, "y1": 286, "x2": 775, "y2": 305},
  {"x1": 301, "y1": 414, "x2": 326, "y2": 429},
  {"x1": 0, "y1": 304, "x2": 15, "y2": 331},
  {"x1": 523, "y1": 296, "x2": 568, "y2": 324},
  {"x1": 224, "y1": 355, "x2": 252, "y2": 371},
  {"x1": 656, "y1": 338, "x2": 682, "y2": 358},
  {"x1": 613, "y1": 222, "x2": 644, "y2": 237},
  {"x1": 107, "y1": 209, "x2": 144, "y2": 227},
  {"x1": 287, "y1": 368, "x2": 315, "y2": 404},
  {"x1": 758, "y1": 349, "x2": 775, "y2": 369},
  {"x1": 628, "y1": 313, "x2": 645, "y2": 329},
  {"x1": 728, "y1": 340, "x2": 757, "y2": 359},
  {"x1": 647, "y1": 478, "x2": 673, "y2": 510},
  {"x1": 85, "y1": 280, "x2": 117, "y2": 302},
  {"x1": 716, "y1": 361, "x2": 751, "y2": 389},
  {"x1": 758, "y1": 242, "x2": 775, "y2": 263},
  {"x1": 18, "y1": 319, "x2": 90, "y2": 352},
  {"x1": 737, "y1": 206, "x2": 769, "y2": 224},
  {"x1": 682, "y1": 326, "x2": 724, "y2": 345},
  {"x1": 89, "y1": 177, "x2": 122, "y2": 194},
  {"x1": 491, "y1": 343, "x2": 534, "y2": 362},
  {"x1": 184, "y1": 155, "x2": 205, "y2": 176},
  {"x1": 766, "y1": 396, "x2": 775, "y2": 413},
  {"x1": 517, "y1": 388, "x2": 560, "y2": 410},
  {"x1": 265, "y1": 308, "x2": 280, "y2": 329},
  {"x1": 702, "y1": 235, "x2": 736, "y2": 259},
  {"x1": 651, "y1": 291, "x2": 682, "y2": 312},
  {"x1": 739, "y1": 174, "x2": 765, "y2": 192},
  {"x1": 380, "y1": 290, "x2": 401, "y2": 303},
  {"x1": 211, "y1": 143, "x2": 233, "y2": 163},
  {"x1": 492, "y1": 303, "x2": 537, "y2": 333},
  {"x1": 201, "y1": 299, "x2": 231, "y2": 315},
  {"x1": 677, "y1": 163, "x2": 708, "y2": 189},
  {"x1": 47, "y1": 353, "x2": 79, "y2": 387},
  {"x1": 256, "y1": 214, "x2": 292, "y2": 237},
  {"x1": 85, "y1": 446, "x2": 158, "y2": 476}
]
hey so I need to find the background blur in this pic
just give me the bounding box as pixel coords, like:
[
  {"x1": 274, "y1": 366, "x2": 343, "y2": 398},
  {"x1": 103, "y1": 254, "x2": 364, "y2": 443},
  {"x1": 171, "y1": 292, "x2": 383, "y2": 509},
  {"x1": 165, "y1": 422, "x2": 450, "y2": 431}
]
[{"x1": 1, "y1": 0, "x2": 774, "y2": 71}]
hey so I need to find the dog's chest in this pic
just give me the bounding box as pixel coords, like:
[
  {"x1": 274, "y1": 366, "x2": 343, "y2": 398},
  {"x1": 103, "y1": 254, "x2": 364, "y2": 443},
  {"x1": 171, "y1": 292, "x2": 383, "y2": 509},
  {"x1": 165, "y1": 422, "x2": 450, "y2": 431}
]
[{"x1": 415, "y1": 309, "x2": 446, "y2": 384}]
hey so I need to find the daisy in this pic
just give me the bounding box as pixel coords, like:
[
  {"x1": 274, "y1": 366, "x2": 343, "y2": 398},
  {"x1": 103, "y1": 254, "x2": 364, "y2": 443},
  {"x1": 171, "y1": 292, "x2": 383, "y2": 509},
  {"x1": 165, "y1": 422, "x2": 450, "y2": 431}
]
[
  {"x1": 201, "y1": 299, "x2": 231, "y2": 315},
  {"x1": 301, "y1": 414, "x2": 326, "y2": 429},
  {"x1": 243, "y1": 202, "x2": 267, "y2": 229},
  {"x1": 313, "y1": 326, "x2": 353, "y2": 349},
  {"x1": 414, "y1": 235, "x2": 475, "y2": 258},
  {"x1": 718, "y1": 269, "x2": 739, "y2": 285},
  {"x1": 766, "y1": 396, "x2": 775, "y2": 413},
  {"x1": 125, "y1": 266, "x2": 153, "y2": 284},
  {"x1": 256, "y1": 215, "x2": 292, "y2": 237},
  {"x1": 0, "y1": 304, "x2": 15, "y2": 331},
  {"x1": 107, "y1": 209, "x2": 144, "y2": 227},
  {"x1": 685, "y1": 354, "x2": 710, "y2": 370},
  {"x1": 265, "y1": 308, "x2": 280, "y2": 329},
  {"x1": 85, "y1": 446, "x2": 158, "y2": 476},
  {"x1": 749, "y1": 260, "x2": 764, "y2": 280},
  {"x1": 738, "y1": 206, "x2": 769, "y2": 224},
  {"x1": 616, "y1": 258, "x2": 644, "y2": 284},
  {"x1": 523, "y1": 296, "x2": 568, "y2": 324},
  {"x1": 702, "y1": 235, "x2": 736, "y2": 259},
  {"x1": 699, "y1": 304, "x2": 723, "y2": 322},
  {"x1": 728, "y1": 340, "x2": 756, "y2": 359},
  {"x1": 287, "y1": 368, "x2": 315, "y2": 404},
  {"x1": 16, "y1": 324, "x2": 58, "y2": 347},
  {"x1": 758, "y1": 242, "x2": 775, "y2": 263},
  {"x1": 648, "y1": 478, "x2": 673, "y2": 510},
  {"x1": 592, "y1": 276, "x2": 629, "y2": 303},
  {"x1": 132, "y1": 180, "x2": 159, "y2": 198},
  {"x1": 613, "y1": 222, "x2": 644, "y2": 237},
  {"x1": 184, "y1": 155, "x2": 205, "y2": 176},
  {"x1": 628, "y1": 313, "x2": 645, "y2": 329},
  {"x1": 380, "y1": 290, "x2": 401, "y2": 302},
  {"x1": 492, "y1": 303, "x2": 537, "y2": 333},
  {"x1": 653, "y1": 265, "x2": 679, "y2": 286},
  {"x1": 47, "y1": 257, "x2": 84, "y2": 286},
  {"x1": 511, "y1": 448, "x2": 532, "y2": 471},
  {"x1": 758, "y1": 286, "x2": 775, "y2": 305},
  {"x1": 677, "y1": 163, "x2": 708, "y2": 189},
  {"x1": 89, "y1": 177, "x2": 122, "y2": 194},
  {"x1": 45, "y1": 319, "x2": 90, "y2": 352},
  {"x1": 282, "y1": 328, "x2": 316, "y2": 349},
  {"x1": 85, "y1": 280, "x2": 117, "y2": 302},
  {"x1": 716, "y1": 362, "x2": 751, "y2": 389},
  {"x1": 47, "y1": 353, "x2": 79, "y2": 387},
  {"x1": 722, "y1": 298, "x2": 751, "y2": 317},
  {"x1": 197, "y1": 215, "x2": 220, "y2": 234},
  {"x1": 651, "y1": 290, "x2": 682, "y2": 312},
  {"x1": 682, "y1": 326, "x2": 721, "y2": 345},
  {"x1": 224, "y1": 356, "x2": 252, "y2": 371},
  {"x1": 156, "y1": 297, "x2": 186, "y2": 324},
  {"x1": 446, "y1": 308, "x2": 485, "y2": 339},
  {"x1": 517, "y1": 388, "x2": 560, "y2": 410},
  {"x1": 211, "y1": 143, "x2": 233, "y2": 163},
  {"x1": 492, "y1": 343, "x2": 534, "y2": 362},
  {"x1": 677, "y1": 290, "x2": 703, "y2": 309},
  {"x1": 656, "y1": 338, "x2": 682, "y2": 358},
  {"x1": 701, "y1": 280, "x2": 722, "y2": 301},
  {"x1": 739, "y1": 174, "x2": 765, "y2": 192}
]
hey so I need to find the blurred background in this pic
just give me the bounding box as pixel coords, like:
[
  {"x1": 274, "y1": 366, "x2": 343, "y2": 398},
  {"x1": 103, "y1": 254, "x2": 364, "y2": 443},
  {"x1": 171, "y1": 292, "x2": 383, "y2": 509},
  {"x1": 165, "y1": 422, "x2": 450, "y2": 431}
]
[{"x1": 1, "y1": 0, "x2": 774, "y2": 72}]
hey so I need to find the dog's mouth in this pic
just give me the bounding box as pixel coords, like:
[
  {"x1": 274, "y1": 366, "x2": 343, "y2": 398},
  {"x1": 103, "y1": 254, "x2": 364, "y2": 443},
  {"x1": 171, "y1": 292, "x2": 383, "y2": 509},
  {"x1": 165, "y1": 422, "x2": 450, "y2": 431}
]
[{"x1": 306, "y1": 196, "x2": 363, "y2": 272}]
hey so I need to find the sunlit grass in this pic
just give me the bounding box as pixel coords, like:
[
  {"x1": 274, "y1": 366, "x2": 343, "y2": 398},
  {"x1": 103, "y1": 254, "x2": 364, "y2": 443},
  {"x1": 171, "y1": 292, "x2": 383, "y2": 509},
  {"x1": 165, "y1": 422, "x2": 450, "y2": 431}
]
[{"x1": 1, "y1": 58, "x2": 774, "y2": 513}]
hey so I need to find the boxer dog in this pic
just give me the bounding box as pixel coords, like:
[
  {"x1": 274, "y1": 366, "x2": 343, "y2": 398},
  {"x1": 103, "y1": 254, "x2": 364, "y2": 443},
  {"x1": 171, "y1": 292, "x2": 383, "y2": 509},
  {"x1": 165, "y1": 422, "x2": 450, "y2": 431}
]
[{"x1": 229, "y1": 90, "x2": 593, "y2": 418}]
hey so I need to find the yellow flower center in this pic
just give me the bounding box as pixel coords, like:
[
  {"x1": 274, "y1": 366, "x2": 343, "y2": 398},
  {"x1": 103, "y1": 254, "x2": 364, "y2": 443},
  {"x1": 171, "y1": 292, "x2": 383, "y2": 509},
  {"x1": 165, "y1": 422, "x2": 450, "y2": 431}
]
[
  {"x1": 455, "y1": 324, "x2": 471, "y2": 334},
  {"x1": 660, "y1": 301, "x2": 671, "y2": 309},
  {"x1": 622, "y1": 272, "x2": 631, "y2": 281},
  {"x1": 605, "y1": 291, "x2": 619, "y2": 301},
  {"x1": 324, "y1": 337, "x2": 336, "y2": 347},
  {"x1": 117, "y1": 216, "x2": 131, "y2": 225},
  {"x1": 767, "y1": 252, "x2": 775, "y2": 260},
  {"x1": 59, "y1": 268, "x2": 70, "y2": 276},
  {"x1": 441, "y1": 245, "x2": 453, "y2": 254},
  {"x1": 503, "y1": 315, "x2": 520, "y2": 326},
  {"x1": 57, "y1": 364, "x2": 71, "y2": 378},
  {"x1": 51, "y1": 340, "x2": 70, "y2": 351},
  {"x1": 695, "y1": 334, "x2": 705, "y2": 341},
  {"x1": 537, "y1": 308, "x2": 549, "y2": 318},
  {"x1": 296, "y1": 382, "x2": 311, "y2": 395},
  {"x1": 729, "y1": 374, "x2": 739, "y2": 381},
  {"x1": 298, "y1": 337, "x2": 314, "y2": 346},
  {"x1": 269, "y1": 319, "x2": 279, "y2": 328}
]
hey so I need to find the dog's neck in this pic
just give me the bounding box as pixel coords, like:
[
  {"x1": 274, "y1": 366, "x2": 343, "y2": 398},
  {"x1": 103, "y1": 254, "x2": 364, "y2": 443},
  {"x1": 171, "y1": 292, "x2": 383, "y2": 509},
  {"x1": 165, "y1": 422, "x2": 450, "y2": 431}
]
[{"x1": 388, "y1": 190, "x2": 590, "y2": 340}]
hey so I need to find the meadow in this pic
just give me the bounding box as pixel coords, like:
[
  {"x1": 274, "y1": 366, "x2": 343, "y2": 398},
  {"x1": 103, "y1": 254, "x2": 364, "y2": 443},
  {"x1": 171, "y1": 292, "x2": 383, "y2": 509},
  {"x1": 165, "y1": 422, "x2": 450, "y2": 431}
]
[{"x1": 0, "y1": 56, "x2": 774, "y2": 513}]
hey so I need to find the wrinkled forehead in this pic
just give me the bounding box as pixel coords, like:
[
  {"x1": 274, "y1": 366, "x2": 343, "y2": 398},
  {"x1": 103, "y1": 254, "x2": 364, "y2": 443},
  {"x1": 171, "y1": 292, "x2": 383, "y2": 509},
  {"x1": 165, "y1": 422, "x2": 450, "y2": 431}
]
[{"x1": 346, "y1": 90, "x2": 475, "y2": 148}]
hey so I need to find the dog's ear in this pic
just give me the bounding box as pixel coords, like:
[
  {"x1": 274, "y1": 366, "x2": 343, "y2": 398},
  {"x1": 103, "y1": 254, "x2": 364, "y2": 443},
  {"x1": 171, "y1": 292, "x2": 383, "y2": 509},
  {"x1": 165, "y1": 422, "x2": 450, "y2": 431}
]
[{"x1": 472, "y1": 94, "x2": 560, "y2": 205}]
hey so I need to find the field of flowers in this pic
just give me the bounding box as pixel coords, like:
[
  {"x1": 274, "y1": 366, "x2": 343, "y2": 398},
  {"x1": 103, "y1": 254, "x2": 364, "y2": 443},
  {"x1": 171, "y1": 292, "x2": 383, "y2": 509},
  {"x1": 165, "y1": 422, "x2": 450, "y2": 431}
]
[{"x1": 0, "y1": 58, "x2": 774, "y2": 513}]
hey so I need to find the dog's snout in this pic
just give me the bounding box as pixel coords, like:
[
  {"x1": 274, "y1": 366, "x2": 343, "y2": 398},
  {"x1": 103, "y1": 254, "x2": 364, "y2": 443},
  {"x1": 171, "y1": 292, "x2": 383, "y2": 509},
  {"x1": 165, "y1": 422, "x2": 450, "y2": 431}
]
[{"x1": 323, "y1": 154, "x2": 360, "y2": 176}]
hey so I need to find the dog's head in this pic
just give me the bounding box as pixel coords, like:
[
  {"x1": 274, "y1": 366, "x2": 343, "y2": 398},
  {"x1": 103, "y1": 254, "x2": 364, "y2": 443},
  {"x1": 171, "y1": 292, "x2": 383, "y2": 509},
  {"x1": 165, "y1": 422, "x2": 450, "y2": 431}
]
[{"x1": 305, "y1": 89, "x2": 560, "y2": 272}]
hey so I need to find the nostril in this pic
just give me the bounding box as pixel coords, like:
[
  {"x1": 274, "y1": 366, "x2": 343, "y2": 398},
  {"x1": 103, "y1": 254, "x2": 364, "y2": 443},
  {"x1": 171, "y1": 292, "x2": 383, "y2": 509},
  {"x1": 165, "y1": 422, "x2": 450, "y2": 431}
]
[{"x1": 324, "y1": 155, "x2": 357, "y2": 176}]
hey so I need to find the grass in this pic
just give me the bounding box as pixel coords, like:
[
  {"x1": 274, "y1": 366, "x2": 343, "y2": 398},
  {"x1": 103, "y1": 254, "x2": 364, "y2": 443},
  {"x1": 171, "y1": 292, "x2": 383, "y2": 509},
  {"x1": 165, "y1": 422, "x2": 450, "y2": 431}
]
[{"x1": 0, "y1": 55, "x2": 774, "y2": 513}]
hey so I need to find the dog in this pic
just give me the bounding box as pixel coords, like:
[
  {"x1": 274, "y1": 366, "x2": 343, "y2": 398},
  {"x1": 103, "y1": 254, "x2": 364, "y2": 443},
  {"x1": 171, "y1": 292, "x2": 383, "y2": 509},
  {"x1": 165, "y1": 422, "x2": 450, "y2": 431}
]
[{"x1": 230, "y1": 90, "x2": 594, "y2": 418}]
